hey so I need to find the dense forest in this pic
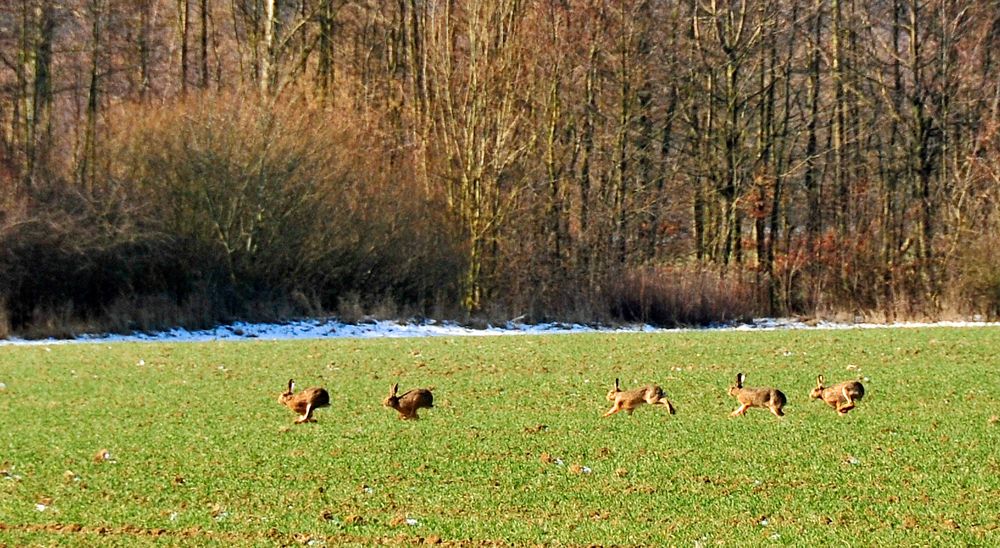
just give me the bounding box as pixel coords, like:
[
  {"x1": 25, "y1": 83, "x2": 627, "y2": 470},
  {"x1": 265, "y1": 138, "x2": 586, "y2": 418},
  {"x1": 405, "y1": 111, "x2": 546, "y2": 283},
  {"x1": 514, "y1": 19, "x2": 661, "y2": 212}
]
[{"x1": 2, "y1": 0, "x2": 999, "y2": 338}]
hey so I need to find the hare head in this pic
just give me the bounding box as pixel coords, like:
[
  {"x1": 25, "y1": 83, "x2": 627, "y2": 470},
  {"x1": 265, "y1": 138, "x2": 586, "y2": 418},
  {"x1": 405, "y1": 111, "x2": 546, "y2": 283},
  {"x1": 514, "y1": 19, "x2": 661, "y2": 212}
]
[
  {"x1": 384, "y1": 383, "x2": 400, "y2": 408},
  {"x1": 728, "y1": 372, "x2": 746, "y2": 397},
  {"x1": 606, "y1": 378, "x2": 623, "y2": 402},
  {"x1": 278, "y1": 379, "x2": 296, "y2": 405},
  {"x1": 809, "y1": 375, "x2": 826, "y2": 400}
]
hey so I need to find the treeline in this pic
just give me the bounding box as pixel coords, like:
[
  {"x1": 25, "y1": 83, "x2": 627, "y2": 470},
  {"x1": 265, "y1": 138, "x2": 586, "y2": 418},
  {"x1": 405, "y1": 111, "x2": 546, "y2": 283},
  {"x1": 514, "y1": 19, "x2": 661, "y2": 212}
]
[{"x1": 2, "y1": 0, "x2": 1000, "y2": 337}]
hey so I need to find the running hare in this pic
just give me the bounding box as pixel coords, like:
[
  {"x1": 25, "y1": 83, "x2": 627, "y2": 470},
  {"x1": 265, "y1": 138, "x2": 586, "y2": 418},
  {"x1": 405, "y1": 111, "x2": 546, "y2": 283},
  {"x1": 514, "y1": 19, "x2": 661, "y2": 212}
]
[
  {"x1": 384, "y1": 383, "x2": 434, "y2": 420},
  {"x1": 810, "y1": 375, "x2": 865, "y2": 414},
  {"x1": 728, "y1": 372, "x2": 786, "y2": 418},
  {"x1": 278, "y1": 379, "x2": 330, "y2": 423},
  {"x1": 604, "y1": 378, "x2": 676, "y2": 417}
]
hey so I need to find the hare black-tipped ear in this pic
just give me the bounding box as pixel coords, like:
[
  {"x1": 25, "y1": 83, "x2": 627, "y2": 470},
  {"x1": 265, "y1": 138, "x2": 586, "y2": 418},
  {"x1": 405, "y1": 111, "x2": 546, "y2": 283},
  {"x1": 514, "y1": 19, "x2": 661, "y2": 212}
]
[
  {"x1": 614, "y1": 378, "x2": 620, "y2": 391},
  {"x1": 736, "y1": 373, "x2": 745, "y2": 387},
  {"x1": 816, "y1": 374, "x2": 824, "y2": 387},
  {"x1": 288, "y1": 379, "x2": 295, "y2": 392},
  {"x1": 390, "y1": 383, "x2": 398, "y2": 397}
]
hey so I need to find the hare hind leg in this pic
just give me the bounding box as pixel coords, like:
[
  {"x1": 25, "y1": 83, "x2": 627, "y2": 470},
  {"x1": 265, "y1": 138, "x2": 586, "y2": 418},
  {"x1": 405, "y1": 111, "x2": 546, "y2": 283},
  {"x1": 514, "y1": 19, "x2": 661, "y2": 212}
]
[
  {"x1": 769, "y1": 404, "x2": 785, "y2": 418},
  {"x1": 836, "y1": 401, "x2": 855, "y2": 414},
  {"x1": 295, "y1": 403, "x2": 316, "y2": 424}
]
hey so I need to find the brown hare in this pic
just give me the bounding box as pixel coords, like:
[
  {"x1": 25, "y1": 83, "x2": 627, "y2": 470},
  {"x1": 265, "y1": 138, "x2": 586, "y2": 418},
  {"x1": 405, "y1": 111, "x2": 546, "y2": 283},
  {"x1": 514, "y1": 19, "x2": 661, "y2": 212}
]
[
  {"x1": 604, "y1": 378, "x2": 676, "y2": 417},
  {"x1": 810, "y1": 375, "x2": 865, "y2": 414},
  {"x1": 728, "y1": 372, "x2": 786, "y2": 418},
  {"x1": 278, "y1": 379, "x2": 330, "y2": 424},
  {"x1": 384, "y1": 383, "x2": 433, "y2": 420}
]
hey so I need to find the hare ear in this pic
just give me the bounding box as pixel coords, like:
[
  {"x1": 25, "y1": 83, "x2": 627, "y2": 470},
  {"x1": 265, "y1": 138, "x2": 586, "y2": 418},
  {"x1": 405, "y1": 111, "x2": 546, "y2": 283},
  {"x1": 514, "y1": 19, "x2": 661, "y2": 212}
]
[
  {"x1": 288, "y1": 379, "x2": 295, "y2": 393},
  {"x1": 736, "y1": 373, "x2": 745, "y2": 387},
  {"x1": 816, "y1": 375, "x2": 824, "y2": 387},
  {"x1": 614, "y1": 378, "x2": 620, "y2": 391},
  {"x1": 390, "y1": 383, "x2": 398, "y2": 397}
]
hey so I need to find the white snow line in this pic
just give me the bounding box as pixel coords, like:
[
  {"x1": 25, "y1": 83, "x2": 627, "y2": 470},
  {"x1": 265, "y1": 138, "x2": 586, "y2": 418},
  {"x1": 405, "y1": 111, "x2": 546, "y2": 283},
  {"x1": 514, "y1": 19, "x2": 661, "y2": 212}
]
[{"x1": 0, "y1": 318, "x2": 997, "y2": 346}]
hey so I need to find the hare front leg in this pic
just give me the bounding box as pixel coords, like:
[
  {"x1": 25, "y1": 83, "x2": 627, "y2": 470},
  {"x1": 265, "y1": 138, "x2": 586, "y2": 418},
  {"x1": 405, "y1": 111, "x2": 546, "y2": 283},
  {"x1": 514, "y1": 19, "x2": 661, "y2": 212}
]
[
  {"x1": 657, "y1": 399, "x2": 677, "y2": 414},
  {"x1": 731, "y1": 404, "x2": 749, "y2": 416},
  {"x1": 603, "y1": 402, "x2": 623, "y2": 417}
]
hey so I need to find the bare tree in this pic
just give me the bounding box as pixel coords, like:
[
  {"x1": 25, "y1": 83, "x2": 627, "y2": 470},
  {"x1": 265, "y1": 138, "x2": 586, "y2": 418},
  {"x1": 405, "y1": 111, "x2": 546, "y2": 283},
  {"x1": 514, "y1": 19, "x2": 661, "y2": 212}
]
[{"x1": 424, "y1": 0, "x2": 531, "y2": 312}]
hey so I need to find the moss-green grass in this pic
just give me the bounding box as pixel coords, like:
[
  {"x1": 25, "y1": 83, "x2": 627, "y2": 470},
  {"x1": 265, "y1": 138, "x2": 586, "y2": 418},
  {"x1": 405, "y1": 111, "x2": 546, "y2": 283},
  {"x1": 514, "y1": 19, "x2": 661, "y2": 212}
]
[{"x1": 2, "y1": 327, "x2": 1000, "y2": 546}]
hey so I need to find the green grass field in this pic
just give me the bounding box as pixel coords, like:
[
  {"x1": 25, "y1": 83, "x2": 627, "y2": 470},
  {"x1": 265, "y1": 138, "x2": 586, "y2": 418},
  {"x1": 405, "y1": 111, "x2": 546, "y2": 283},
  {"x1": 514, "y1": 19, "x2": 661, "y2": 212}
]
[{"x1": 2, "y1": 327, "x2": 1000, "y2": 546}]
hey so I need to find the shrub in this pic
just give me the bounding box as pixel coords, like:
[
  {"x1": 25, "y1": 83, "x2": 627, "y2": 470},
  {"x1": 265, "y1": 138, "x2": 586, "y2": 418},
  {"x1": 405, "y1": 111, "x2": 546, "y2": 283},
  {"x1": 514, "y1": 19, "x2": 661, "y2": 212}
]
[
  {"x1": 953, "y1": 232, "x2": 1000, "y2": 320},
  {"x1": 0, "y1": 92, "x2": 465, "y2": 338},
  {"x1": 605, "y1": 265, "x2": 762, "y2": 327},
  {"x1": 106, "y1": 92, "x2": 463, "y2": 325}
]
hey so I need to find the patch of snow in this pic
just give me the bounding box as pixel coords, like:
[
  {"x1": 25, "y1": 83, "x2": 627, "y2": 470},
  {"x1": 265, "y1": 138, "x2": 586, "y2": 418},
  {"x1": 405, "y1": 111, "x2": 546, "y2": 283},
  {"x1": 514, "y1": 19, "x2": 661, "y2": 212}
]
[{"x1": 0, "y1": 317, "x2": 997, "y2": 346}]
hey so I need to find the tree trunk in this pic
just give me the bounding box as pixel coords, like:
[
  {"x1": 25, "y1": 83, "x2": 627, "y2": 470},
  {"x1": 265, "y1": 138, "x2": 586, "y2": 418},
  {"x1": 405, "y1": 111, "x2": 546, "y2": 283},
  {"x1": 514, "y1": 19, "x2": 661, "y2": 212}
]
[
  {"x1": 260, "y1": 0, "x2": 276, "y2": 96},
  {"x1": 24, "y1": 1, "x2": 55, "y2": 184},
  {"x1": 177, "y1": 0, "x2": 189, "y2": 94},
  {"x1": 803, "y1": 0, "x2": 823, "y2": 309},
  {"x1": 200, "y1": 0, "x2": 209, "y2": 88},
  {"x1": 78, "y1": 0, "x2": 103, "y2": 190}
]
